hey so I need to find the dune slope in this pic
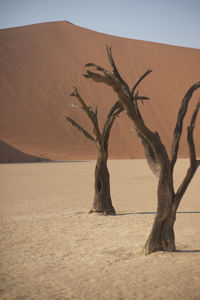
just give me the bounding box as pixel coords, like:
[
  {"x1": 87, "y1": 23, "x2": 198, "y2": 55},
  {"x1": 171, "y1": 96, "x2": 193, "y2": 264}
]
[
  {"x1": 0, "y1": 140, "x2": 50, "y2": 163},
  {"x1": 0, "y1": 21, "x2": 200, "y2": 161}
]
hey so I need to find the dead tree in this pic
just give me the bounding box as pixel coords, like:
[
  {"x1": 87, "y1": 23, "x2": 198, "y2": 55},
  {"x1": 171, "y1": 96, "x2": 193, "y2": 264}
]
[
  {"x1": 83, "y1": 46, "x2": 200, "y2": 253},
  {"x1": 66, "y1": 87, "x2": 123, "y2": 215}
]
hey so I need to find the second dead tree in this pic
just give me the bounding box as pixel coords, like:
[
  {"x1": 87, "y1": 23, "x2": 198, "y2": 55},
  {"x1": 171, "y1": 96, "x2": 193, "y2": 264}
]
[{"x1": 66, "y1": 87, "x2": 123, "y2": 215}]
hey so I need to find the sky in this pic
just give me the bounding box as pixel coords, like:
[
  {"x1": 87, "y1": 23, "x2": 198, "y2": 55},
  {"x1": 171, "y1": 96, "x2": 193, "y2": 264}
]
[{"x1": 0, "y1": 0, "x2": 200, "y2": 49}]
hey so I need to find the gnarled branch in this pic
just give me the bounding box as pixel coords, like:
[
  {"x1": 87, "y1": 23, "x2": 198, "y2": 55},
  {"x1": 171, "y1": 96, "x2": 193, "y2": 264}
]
[
  {"x1": 174, "y1": 99, "x2": 200, "y2": 208},
  {"x1": 188, "y1": 99, "x2": 200, "y2": 165},
  {"x1": 170, "y1": 82, "x2": 200, "y2": 173},
  {"x1": 85, "y1": 62, "x2": 115, "y2": 82}
]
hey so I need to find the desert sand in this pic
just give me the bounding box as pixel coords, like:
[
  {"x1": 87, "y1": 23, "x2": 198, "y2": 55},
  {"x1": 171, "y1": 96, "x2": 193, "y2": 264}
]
[
  {"x1": 0, "y1": 21, "x2": 200, "y2": 162},
  {"x1": 0, "y1": 159, "x2": 200, "y2": 300}
]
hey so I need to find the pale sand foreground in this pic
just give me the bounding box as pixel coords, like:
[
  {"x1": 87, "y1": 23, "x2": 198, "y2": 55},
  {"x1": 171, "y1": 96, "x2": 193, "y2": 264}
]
[{"x1": 0, "y1": 160, "x2": 199, "y2": 300}]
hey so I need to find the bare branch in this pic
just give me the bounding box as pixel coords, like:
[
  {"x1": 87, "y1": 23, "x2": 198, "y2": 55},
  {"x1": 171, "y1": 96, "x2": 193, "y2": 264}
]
[
  {"x1": 70, "y1": 87, "x2": 93, "y2": 118},
  {"x1": 188, "y1": 99, "x2": 200, "y2": 164},
  {"x1": 84, "y1": 58, "x2": 118, "y2": 88},
  {"x1": 133, "y1": 91, "x2": 144, "y2": 120},
  {"x1": 102, "y1": 101, "x2": 123, "y2": 140},
  {"x1": 106, "y1": 47, "x2": 125, "y2": 84},
  {"x1": 131, "y1": 69, "x2": 153, "y2": 95},
  {"x1": 86, "y1": 48, "x2": 131, "y2": 105},
  {"x1": 136, "y1": 96, "x2": 150, "y2": 101},
  {"x1": 70, "y1": 87, "x2": 101, "y2": 140},
  {"x1": 106, "y1": 46, "x2": 132, "y2": 97},
  {"x1": 83, "y1": 70, "x2": 119, "y2": 92},
  {"x1": 174, "y1": 99, "x2": 200, "y2": 209},
  {"x1": 65, "y1": 116, "x2": 96, "y2": 142},
  {"x1": 170, "y1": 82, "x2": 200, "y2": 173},
  {"x1": 107, "y1": 47, "x2": 151, "y2": 103},
  {"x1": 85, "y1": 62, "x2": 115, "y2": 80}
]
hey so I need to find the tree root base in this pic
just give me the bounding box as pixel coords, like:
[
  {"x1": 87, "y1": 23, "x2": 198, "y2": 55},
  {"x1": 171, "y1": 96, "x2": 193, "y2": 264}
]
[{"x1": 144, "y1": 242, "x2": 176, "y2": 255}]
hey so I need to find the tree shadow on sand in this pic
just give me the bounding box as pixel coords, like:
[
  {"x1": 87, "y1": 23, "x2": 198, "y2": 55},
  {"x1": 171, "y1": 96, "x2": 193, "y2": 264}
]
[
  {"x1": 175, "y1": 249, "x2": 200, "y2": 253},
  {"x1": 117, "y1": 211, "x2": 200, "y2": 216}
]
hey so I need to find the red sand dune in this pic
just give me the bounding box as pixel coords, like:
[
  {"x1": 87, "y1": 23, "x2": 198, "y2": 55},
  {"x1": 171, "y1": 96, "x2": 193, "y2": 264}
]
[{"x1": 0, "y1": 21, "x2": 200, "y2": 162}]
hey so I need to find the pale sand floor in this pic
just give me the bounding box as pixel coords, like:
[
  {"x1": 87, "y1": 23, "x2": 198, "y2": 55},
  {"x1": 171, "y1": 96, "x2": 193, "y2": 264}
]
[{"x1": 0, "y1": 159, "x2": 200, "y2": 300}]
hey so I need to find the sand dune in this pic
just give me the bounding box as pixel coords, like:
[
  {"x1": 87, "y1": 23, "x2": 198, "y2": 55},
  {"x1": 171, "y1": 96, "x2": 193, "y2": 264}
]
[
  {"x1": 0, "y1": 160, "x2": 200, "y2": 299},
  {"x1": 0, "y1": 21, "x2": 200, "y2": 162},
  {"x1": 0, "y1": 140, "x2": 50, "y2": 163}
]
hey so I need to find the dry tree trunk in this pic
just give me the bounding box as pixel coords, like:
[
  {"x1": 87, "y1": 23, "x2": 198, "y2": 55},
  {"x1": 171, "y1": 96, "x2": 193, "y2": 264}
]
[
  {"x1": 89, "y1": 149, "x2": 115, "y2": 215},
  {"x1": 144, "y1": 167, "x2": 175, "y2": 253},
  {"x1": 84, "y1": 46, "x2": 200, "y2": 253}
]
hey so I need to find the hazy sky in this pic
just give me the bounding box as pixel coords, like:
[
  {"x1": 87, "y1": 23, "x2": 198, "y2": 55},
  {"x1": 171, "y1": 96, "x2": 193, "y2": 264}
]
[{"x1": 0, "y1": 0, "x2": 200, "y2": 49}]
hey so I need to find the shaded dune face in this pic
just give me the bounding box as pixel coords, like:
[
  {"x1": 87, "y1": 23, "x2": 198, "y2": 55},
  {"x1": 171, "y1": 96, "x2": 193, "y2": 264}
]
[
  {"x1": 0, "y1": 21, "x2": 200, "y2": 162},
  {"x1": 0, "y1": 140, "x2": 50, "y2": 163}
]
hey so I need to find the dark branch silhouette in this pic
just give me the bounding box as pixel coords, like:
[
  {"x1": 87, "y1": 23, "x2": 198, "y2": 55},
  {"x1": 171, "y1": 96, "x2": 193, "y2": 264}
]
[{"x1": 170, "y1": 83, "x2": 200, "y2": 173}]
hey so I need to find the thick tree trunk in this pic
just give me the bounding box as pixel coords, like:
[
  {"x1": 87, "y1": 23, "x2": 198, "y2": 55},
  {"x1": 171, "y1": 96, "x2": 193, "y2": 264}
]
[
  {"x1": 89, "y1": 151, "x2": 116, "y2": 215},
  {"x1": 144, "y1": 206, "x2": 176, "y2": 254},
  {"x1": 144, "y1": 167, "x2": 176, "y2": 254}
]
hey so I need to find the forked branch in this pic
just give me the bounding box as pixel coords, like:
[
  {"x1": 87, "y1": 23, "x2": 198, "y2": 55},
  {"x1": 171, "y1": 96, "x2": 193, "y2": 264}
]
[
  {"x1": 70, "y1": 86, "x2": 101, "y2": 140},
  {"x1": 102, "y1": 101, "x2": 123, "y2": 138},
  {"x1": 67, "y1": 85, "x2": 124, "y2": 151},
  {"x1": 106, "y1": 46, "x2": 130, "y2": 93}
]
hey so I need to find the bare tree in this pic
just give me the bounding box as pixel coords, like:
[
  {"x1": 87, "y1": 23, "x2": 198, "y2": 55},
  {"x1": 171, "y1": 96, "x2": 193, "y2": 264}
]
[
  {"x1": 83, "y1": 46, "x2": 200, "y2": 253},
  {"x1": 66, "y1": 87, "x2": 123, "y2": 215}
]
